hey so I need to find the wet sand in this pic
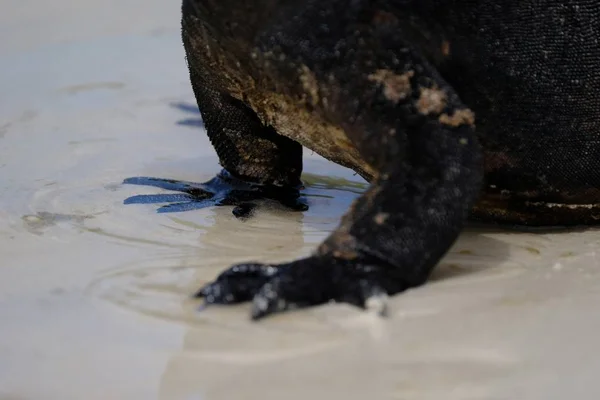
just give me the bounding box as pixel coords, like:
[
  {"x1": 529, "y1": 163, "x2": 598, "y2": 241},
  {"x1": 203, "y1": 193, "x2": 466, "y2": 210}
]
[{"x1": 1, "y1": 2, "x2": 600, "y2": 399}]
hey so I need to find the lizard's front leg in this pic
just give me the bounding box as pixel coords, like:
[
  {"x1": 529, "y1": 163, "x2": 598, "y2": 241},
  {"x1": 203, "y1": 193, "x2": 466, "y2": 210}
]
[{"x1": 196, "y1": 1, "x2": 484, "y2": 319}]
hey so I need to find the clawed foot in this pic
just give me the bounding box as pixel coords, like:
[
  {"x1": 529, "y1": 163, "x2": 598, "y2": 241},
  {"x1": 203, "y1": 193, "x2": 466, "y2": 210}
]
[
  {"x1": 196, "y1": 256, "x2": 403, "y2": 320},
  {"x1": 123, "y1": 169, "x2": 308, "y2": 218}
]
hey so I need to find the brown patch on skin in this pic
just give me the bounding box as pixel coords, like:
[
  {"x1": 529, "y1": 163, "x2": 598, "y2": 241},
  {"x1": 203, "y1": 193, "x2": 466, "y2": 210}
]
[
  {"x1": 243, "y1": 50, "x2": 376, "y2": 181},
  {"x1": 374, "y1": 212, "x2": 389, "y2": 225},
  {"x1": 368, "y1": 69, "x2": 415, "y2": 104},
  {"x1": 186, "y1": 28, "x2": 378, "y2": 182},
  {"x1": 332, "y1": 249, "x2": 359, "y2": 260},
  {"x1": 372, "y1": 10, "x2": 398, "y2": 25},
  {"x1": 299, "y1": 65, "x2": 320, "y2": 105},
  {"x1": 251, "y1": 89, "x2": 376, "y2": 180},
  {"x1": 438, "y1": 108, "x2": 475, "y2": 127},
  {"x1": 318, "y1": 187, "x2": 385, "y2": 260},
  {"x1": 319, "y1": 231, "x2": 359, "y2": 260},
  {"x1": 416, "y1": 86, "x2": 447, "y2": 115},
  {"x1": 441, "y1": 41, "x2": 451, "y2": 57}
]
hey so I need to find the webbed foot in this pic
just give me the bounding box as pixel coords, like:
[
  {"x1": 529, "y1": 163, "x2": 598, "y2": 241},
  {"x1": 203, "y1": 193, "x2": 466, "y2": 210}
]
[{"x1": 123, "y1": 169, "x2": 308, "y2": 218}]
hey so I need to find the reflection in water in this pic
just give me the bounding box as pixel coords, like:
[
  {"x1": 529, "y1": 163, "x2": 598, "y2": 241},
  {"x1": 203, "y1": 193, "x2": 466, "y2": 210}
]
[{"x1": 170, "y1": 101, "x2": 204, "y2": 128}]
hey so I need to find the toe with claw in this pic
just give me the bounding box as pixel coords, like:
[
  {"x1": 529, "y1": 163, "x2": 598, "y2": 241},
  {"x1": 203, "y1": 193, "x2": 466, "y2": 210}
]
[
  {"x1": 122, "y1": 169, "x2": 308, "y2": 217},
  {"x1": 195, "y1": 256, "x2": 405, "y2": 320}
]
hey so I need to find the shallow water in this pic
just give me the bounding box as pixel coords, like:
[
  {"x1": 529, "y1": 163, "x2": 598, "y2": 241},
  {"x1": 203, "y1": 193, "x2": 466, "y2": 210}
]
[{"x1": 2, "y1": 2, "x2": 600, "y2": 399}]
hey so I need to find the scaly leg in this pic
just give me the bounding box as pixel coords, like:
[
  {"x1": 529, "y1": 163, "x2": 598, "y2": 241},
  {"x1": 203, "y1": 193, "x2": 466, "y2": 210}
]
[
  {"x1": 123, "y1": 6, "x2": 305, "y2": 218},
  {"x1": 196, "y1": 1, "x2": 484, "y2": 318}
]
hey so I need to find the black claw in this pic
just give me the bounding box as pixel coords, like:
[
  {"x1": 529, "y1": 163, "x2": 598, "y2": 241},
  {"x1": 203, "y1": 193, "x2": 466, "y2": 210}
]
[
  {"x1": 232, "y1": 202, "x2": 257, "y2": 219},
  {"x1": 198, "y1": 282, "x2": 224, "y2": 303},
  {"x1": 194, "y1": 281, "x2": 220, "y2": 299},
  {"x1": 358, "y1": 280, "x2": 389, "y2": 316},
  {"x1": 197, "y1": 282, "x2": 223, "y2": 302},
  {"x1": 193, "y1": 285, "x2": 207, "y2": 298}
]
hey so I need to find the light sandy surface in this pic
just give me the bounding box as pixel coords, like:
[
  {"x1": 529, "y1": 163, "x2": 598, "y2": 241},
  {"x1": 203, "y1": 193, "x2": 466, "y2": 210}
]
[{"x1": 1, "y1": 2, "x2": 600, "y2": 399}]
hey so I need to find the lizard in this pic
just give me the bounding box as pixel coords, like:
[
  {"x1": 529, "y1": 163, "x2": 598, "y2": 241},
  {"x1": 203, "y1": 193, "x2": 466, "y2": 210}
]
[{"x1": 124, "y1": 0, "x2": 600, "y2": 320}]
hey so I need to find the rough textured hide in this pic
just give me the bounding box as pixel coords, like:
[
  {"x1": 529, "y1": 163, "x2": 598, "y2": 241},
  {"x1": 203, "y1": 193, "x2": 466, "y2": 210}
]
[{"x1": 127, "y1": 0, "x2": 600, "y2": 319}]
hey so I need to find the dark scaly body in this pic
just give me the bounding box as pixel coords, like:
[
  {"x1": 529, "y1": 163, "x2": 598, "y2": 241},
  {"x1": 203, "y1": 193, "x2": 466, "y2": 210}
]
[{"x1": 125, "y1": 0, "x2": 600, "y2": 319}]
